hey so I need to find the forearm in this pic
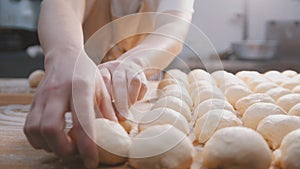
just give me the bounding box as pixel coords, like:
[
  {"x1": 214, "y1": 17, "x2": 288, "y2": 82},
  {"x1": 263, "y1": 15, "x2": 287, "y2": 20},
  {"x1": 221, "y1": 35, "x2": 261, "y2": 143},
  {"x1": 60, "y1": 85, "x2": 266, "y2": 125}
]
[
  {"x1": 118, "y1": 12, "x2": 192, "y2": 77},
  {"x1": 38, "y1": 0, "x2": 86, "y2": 65}
]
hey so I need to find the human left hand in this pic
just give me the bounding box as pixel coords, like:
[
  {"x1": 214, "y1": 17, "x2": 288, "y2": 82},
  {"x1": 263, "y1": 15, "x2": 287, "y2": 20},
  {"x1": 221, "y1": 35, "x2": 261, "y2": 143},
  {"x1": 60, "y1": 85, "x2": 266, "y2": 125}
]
[{"x1": 98, "y1": 60, "x2": 148, "y2": 120}]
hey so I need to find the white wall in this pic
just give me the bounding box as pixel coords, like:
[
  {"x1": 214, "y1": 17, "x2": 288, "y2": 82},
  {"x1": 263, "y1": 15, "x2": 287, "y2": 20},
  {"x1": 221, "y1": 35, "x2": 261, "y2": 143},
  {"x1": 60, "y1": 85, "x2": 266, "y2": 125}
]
[
  {"x1": 248, "y1": 0, "x2": 300, "y2": 40},
  {"x1": 186, "y1": 0, "x2": 300, "y2": 54}
]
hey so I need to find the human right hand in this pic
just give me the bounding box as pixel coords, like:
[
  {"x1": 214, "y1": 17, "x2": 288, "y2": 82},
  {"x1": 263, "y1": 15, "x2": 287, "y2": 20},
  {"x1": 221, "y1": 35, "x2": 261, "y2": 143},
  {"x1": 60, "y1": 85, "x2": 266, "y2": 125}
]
[{"x1": 23, "y1": 51, "x2": 116, "y2": 169}]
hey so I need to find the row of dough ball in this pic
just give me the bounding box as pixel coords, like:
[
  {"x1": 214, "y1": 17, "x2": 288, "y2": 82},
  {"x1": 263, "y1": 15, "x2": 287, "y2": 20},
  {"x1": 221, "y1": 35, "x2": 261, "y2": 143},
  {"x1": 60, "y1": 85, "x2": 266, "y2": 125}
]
[{"x1": 94, "y1": 118, "x2": 194, "y2": 169}]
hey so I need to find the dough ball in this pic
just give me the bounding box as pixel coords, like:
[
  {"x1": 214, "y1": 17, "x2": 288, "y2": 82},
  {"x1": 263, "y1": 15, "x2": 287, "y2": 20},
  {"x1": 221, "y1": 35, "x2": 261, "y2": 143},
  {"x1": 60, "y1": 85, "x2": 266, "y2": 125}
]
[
  {"x1": 152, "y1": 96, "x2": 192, "y2": 121},
  {"x1": 188, "y1": 81, "x2": 215, "y2": 94},
  {"x1": 28, "y1": 69, "x2": 45, "y2": 88},
  {"x1": 281, "y1": 70, "x2": 298, "y2": 78},
  {"x1": 235, "y1": 93, "x2": 275, "y2": 115},
  {"x1": 129, "y1": 124, "x2": 194, "y2": 169},
  {"x1": 139, "y1": 107, "x2": 189, "y2": 134},
  {"x1": 94, "y1": 118, "x2": 131, "y2": 165},
  {"x1": 274, "y1": 129, "x2": 300, "y2": 169},
  {"x1": 194, "y1": 109, "x2": 242, "y2": 144},
  {"x1": 219, "y1": 79, "x2": 247, "y2": 92},
  {"x1": 202, "y1": 127, "x2": 272, "y2": 169},
  {"x1": 257, "y1": 114, "x2": 300, "y2": 149},
  {"x1": 224, "y1": 85, "x2": 253, "y2": 105},
  {"x1": 163, "y1": 69, "x2": 189, "y2": 88},
  {"x1": 193, "y1": 98, "x2": 235, "y2": 120},
  {"x1": 253, "y1": 82, "x2": 278, "y2": 93},
  {"x1": 247, "y1": 78, "x2": 270, "y2": 91},
  {"x1": 292, "y1": 85, "x2": 300, "y2": 94},
  {"x1": 280, "y1": 80, "x2": 300, "y2": 90},
  {"x1": 162, "y1": 84, "x2": 189, "y2": 96},
  {"x1": 242, "y1": 103, "x2": 286, "y2": 129},
  {"x1": 265, "y1": 87, "x2": 292, "y2": 101},
  {"x1": 159, "y1": 89, "x2": 193, "y2": 109},
  {"x1": 158, "y1": 78, "x2": 184, "y2": 90},
  {"x1": 236, "y1": 70, "x2": 261, "y2": 83},
  {"x1": 192, "y1": 87, "x2": 225, "y2": 106},
  {"x1": 292, "y1": 74, "x2": 300, "y2": 81},
  {"x1": 288, "y1": 103, "x2": 300, "y2": 116},
  {"x1": 276, "y1": 94, "x2": 300, "y2": 112},
  {"x1": 188, "y1": 69, "x2": 213, "y2": 83},
  {"x1": 264, "y1": 70, "x2": 288, "y2": 85}
]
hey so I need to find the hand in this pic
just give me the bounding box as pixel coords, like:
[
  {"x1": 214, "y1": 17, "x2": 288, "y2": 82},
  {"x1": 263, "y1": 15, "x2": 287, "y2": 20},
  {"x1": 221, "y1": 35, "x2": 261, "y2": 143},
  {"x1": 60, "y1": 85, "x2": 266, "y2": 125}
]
[
  {"x1": 98, "y1": 59, "x2": 148, "y2": 120},
  {"x1": 23, "y1": 51, "x2": 116, "y2": 169}
]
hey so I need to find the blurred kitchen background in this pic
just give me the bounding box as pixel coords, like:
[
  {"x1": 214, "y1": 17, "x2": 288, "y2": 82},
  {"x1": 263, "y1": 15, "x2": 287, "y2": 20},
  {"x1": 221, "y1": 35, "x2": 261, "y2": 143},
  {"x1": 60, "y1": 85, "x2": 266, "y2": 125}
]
[{"x1": 0, "y1": 0, "x2": 300, "y2": 77}]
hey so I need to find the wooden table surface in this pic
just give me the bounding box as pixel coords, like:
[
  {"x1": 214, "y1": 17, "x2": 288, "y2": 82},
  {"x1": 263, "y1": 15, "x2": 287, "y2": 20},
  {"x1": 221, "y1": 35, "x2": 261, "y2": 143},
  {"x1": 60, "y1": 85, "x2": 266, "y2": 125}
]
[{"x1": 0, "y1": 79, "x2": 206, "y2": 169}]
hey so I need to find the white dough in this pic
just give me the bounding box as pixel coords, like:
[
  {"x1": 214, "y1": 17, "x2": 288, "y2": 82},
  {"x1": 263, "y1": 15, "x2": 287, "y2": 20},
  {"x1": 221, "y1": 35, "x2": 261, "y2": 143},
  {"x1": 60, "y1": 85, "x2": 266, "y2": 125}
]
[
  {"x1": 139, "y1": 107, "x2": 190, "y2": 134},
  {"x1": 194, "y1": 109, "x2": 242, "y2": 144},
  {"x1": 94, "y1": 118, "x2": 131, "y2": 165},
  {"x1": 276, "y1": 94, "x2": 300, "y2": 112},
  {"x1": 288, "y1": 103, "x2": 300, "y2": 116},
  {"x1": 265, "y1": 87, "x2": 292, "y2": 101},
  {"x1": 193, "y1": 98, "x2": 235, "y2": 120},
  {"x1": 273, "y1": 129, "x2": 300, "y2": 169},
  {"x1": 129, "y1": 124, "x2": 194, "y2": 169},
  {"x1": 257, "y1": 114, "x2": 300, "y2": 149},
  {"x1": 242, "y1": 103, "x2": 286, "y2": 129},
  {"x1": 202, "y1": 127, "x2": 272, "y2": 169},
  {"x1": 224, "y1": 85, "x2": 252, "y2": 105},
  {"x1": 235, "y1": 93, "x2": 275, "y2": 115}
]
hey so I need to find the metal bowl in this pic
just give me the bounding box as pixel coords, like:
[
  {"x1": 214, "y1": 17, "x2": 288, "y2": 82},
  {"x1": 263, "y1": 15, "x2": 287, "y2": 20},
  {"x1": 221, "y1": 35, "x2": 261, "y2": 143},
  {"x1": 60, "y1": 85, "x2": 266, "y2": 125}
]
[{"x1": 232, "y1": 40, "x2": 279, "y2": 60}]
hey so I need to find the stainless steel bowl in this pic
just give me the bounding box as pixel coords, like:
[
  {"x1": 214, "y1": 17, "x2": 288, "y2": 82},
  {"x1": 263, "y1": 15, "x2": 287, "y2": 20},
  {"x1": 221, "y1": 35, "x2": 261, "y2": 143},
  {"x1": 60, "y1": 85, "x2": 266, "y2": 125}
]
[{"x1": 232, "y1": 40, "x2": 279, "y2": 60}]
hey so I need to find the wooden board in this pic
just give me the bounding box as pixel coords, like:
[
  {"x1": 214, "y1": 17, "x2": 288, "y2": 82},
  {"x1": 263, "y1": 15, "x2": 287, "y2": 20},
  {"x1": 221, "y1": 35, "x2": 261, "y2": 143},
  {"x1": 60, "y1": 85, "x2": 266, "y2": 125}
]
[{"x1": 0, "y1": 79, "x2": 34, "y2": 106}]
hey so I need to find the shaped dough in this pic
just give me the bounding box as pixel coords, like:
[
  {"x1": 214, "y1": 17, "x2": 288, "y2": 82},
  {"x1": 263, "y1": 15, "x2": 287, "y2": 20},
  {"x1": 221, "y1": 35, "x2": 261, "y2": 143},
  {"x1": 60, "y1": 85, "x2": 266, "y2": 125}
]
[
  {"x1": 202, "y1": 127, "x2": 272, "y2": 169},
  {"x1": 257, "y1": 114, "x2": 300, "y2": 149},
  {"x1": 94, "y1": 118, "x2": 131, "y2": 165},
  {"x1": 129, "y1": 125, "x2": 194, "y2": 169},
  {"x1": 194, "y1": 109, "x2": 242, "y2": 144}
]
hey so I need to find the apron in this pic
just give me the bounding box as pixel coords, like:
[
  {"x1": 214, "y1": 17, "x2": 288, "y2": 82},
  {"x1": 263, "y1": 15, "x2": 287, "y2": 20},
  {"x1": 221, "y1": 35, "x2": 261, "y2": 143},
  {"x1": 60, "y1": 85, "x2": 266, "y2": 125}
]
[{"x1": 82, "y1": 0, "x2": 151, "y2": 63}]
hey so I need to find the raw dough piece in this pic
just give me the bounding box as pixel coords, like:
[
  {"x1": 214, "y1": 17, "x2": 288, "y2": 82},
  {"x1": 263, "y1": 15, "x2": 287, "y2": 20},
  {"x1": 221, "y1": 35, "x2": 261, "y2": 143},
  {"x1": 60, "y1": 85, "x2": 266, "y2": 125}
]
[
  {"x1": 224, "y1": 85, "x2": 252, "y2": 105},
  {"x1": 242, "y1": 103, "x2": 286, "y2": 129},
  {"x1": 281, "y1": 70, "x2": 298, "y2": 78},
  {"x1": 188, "y1": 69, "x2": 212, "y2": 83},
  {"x1": 288, "y1": 103, "x2": 300, "y2": 116},
  {"x1": 276, "y1": 94, "x2": 300, "y2": 112},
  {"x1": 236, "y1": 70, "x2": 261, "y2": 83},
  {"x1": 273, "y1": 129, "x2": 300, "y2": 169},
  {"x1": 292, "y1": 85, "x2": 300, "y2": 94},
  {"x1": 159, "y1": 89, "x2": 193, "y2": 109},
  {"x1": 257, "y1": 114, "x2": 300, "y2": 149},
  {"x1": 265, "y1": 87, "x2": 292, "y2": 101},
  {"x1": 158, "y1": 78, "x2": 182, "y2": 90},
  {"x1": 28, "y1": 69, "x2": 45, "y2": 88},
  {"x1": 192, "y1": 87, "x2": 225, "y2": 106},
  {"x1": 280, "y1": 80, "x2": 300, "y2": 90},
  {"x1": 162, "y1": 84, "x2": 189, "y2": 96},
  {"x1": 194, "y1": 109, "x2": 242, "y2": 144},
  {"x1": 264, "y1": 70, "x2": 287, "y2": 84},
  {"x1": 129, "y1": 124, "x2": 194, "y2": 169},
  {"x1": 163, "y1": 69, "x2": 189, "y2": 88},
  {"x1": 253, "y1": 82, "x2": 278, "y2": 93},
  {"x1": 202, "y1": 127, "x2": 272, "y2": 169},
  {"x1": 152, "y1": 96, "x2": 192, "y2": 121},
  {"x1": 235, "y1": 93, "x2": 275, "y2": 115},
  {"x1": 188, "y1": 81, "x2": 215, "y2": 94},
  {"x1": 247, "y1": 78, "x2": 270, "y2": 91},
  {"x1": 94, "y1": 118, "x2": 131, "y2": 165},
  {"x1": 139, "y1": 107, "x2": 189, "y2": 134},
  {"x1": 193, "y1": 98, "x2": 235, "y2": 120}
]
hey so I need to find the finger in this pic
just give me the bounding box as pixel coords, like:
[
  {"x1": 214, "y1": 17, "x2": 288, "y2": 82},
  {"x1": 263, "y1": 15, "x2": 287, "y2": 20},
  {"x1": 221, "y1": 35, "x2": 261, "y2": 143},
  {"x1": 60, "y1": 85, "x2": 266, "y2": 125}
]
[
  {"x1": 23, "y1": 95, "x2": 51, "y2": 152},
  {"x1": 127, "y1": 72, "x2": 141, "y2": 105},
  {"x1": 137, "y1": 72, "x2": 148, "y2": 101},
  {"x1": 40, "y1": 93, "x2": 76, "y2": 158},
  {"x1": 98, "y1": 67, "x2": 112, "y2": 93},
  {"x1": 112, "y1": 70, "x2": 128, "y2": 120},
  {"x1": 95, "y1": 74, "x2": 118, "y2": 122},
  {"x1": 71, "y1": 81, "x2": 99, "y2": 169}
]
